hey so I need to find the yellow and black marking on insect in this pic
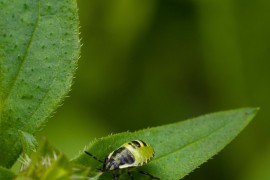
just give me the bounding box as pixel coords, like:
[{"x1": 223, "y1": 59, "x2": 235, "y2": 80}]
[{"x1": 84, "y1": 140, "x2": 160, "y2": 180}]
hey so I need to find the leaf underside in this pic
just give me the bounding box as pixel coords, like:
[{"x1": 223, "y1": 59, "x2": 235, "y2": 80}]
[
  {"x1": 0, "y1": 0, "x2": 80, "y2": 167},
  {"x1": 73, "y1": 108, "x2": 258, "y2": 180}
]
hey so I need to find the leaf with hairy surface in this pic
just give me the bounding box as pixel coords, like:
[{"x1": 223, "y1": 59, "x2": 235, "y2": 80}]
[
  {"x1": 0, "y1": 0, "x2": 80, "y2": 167},
  {"x1": 73, "y1": 108, "x2": 258, "y2": 180}
]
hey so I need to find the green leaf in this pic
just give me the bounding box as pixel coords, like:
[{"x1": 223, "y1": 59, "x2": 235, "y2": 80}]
[
  {"x1": 19, "y1": 130, "x2": 38, "y2": 155},
  {"x1": 16, "y1": 139, "x2": 89, "y2": 180},
  {"x1": 0, "y1": 167, "x2": 15, "y2": 180},
  {"x1": 73, "y1": 108, "x2": 258, "y2": 180},
  {"x1": 0, "y1": 0, "x2": 80, "y2": 167}
]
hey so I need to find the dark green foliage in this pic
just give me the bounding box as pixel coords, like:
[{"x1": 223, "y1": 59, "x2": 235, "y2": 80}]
[
  {"x1": 0, "y1": 0, "x2": 261, "y2": 179},
  {"x1": 0, "y1": 167, "x2": 15, "y2": 180}
]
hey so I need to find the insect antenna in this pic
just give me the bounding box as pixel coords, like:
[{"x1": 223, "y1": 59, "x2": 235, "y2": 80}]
[{"x1": 84, "y1": 151, "x2": 103, "y2": 163}]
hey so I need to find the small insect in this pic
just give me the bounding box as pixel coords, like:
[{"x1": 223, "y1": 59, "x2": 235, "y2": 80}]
[{"x1": 84, "y1": 140, "x2": 160, "y2": 180}]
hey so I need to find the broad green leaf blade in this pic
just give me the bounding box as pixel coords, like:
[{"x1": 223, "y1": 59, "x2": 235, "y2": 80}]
[
  {"x1": 73, "y1": 108, "x2": 258, "y2": 180},
  {"x1": 0, "y1": 0, "x2": 80, "y2": 167}
]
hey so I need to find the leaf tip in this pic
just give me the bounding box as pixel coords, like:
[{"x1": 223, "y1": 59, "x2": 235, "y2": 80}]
[{"x1": 245, "y1": 107, "x2": 260, "y2": 116}]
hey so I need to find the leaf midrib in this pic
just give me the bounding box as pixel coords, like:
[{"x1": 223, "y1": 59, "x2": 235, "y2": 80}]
[
  {"x1": 153, "y1": 118, "x2": 241, "y2": 162},
  {"x1": 0, "y1": 1, "x2": 40, "y2": 123}
]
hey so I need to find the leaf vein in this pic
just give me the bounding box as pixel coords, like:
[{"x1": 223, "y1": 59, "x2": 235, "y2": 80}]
[
  {"x1": 154, "y1": 121, "x2": 229, "y2": 161},
  {"x1": 2, "y1": 1, "x2": 40, "y2": 106}
]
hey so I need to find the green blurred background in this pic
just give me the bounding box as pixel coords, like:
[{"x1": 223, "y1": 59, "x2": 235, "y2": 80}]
[{"x1": 37, "y1": 0, "x2": 270, "y2": 179}]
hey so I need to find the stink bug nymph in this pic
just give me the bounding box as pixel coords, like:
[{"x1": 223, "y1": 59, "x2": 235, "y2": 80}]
[{"x1": 84, "y1": 140, "x2": 159, "y2": 180}]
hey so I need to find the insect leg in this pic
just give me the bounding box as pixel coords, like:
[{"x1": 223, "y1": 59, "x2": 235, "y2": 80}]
[
  {"x1": 113, "y1": 174, "x2": 119, "y2": 180},
  {"x1": 138, "y1": 170, "x2": 160, "y2": 180},
  {"x1": 128, "y1": 171, "x2": 134, "y2": 180},
  {"x1": 84, "y1": 151, "x2": 103, "y2": 163}
]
